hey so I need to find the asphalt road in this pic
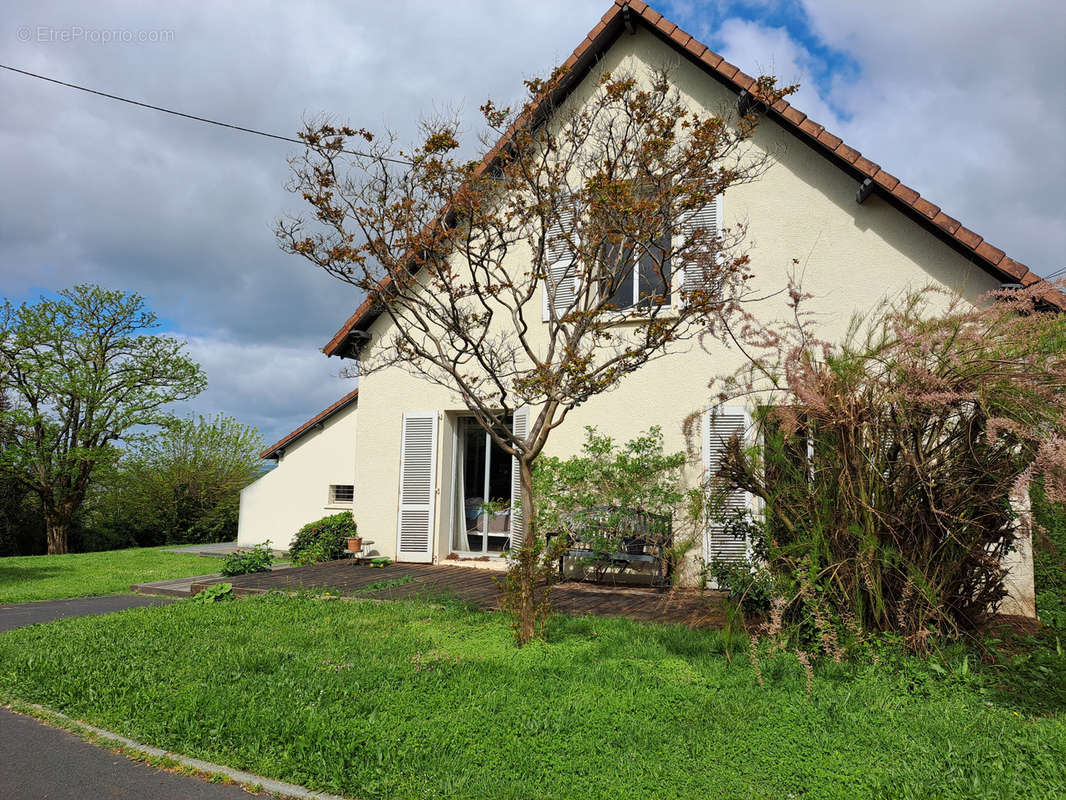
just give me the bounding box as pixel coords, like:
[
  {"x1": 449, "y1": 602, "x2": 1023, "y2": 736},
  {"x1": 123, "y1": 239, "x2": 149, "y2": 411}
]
[
  {"x1": 0, "y1": 593, "x2": 175, "y2": 633},
  {"x1": 0, "y1": 594, "x2": 259, "y2": 799}
]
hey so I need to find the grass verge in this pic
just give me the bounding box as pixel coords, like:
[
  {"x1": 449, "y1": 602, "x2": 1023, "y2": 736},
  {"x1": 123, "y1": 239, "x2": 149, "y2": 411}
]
[
  {"x1": 0, "y1": 546, "x2": 214, "y2": 603},
  {"x1": 0, "y1": 593, "x2": 1064, "y2": 799}
]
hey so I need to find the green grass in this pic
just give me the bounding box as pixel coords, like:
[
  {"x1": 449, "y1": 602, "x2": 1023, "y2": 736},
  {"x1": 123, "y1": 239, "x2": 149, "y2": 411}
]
[
  {"x1": 0, "y1": 595, "x2": 1063, "y2": 799},
  {"x1": 0, "y1": 546, "x2": 214, "y2": 603}
]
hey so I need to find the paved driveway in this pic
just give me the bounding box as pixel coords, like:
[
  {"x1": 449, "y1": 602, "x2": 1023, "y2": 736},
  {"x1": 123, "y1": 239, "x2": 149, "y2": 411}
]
[
  {"x1": 0, "y1": 593, "x2": 175, "y2": 633},
  {"x1": 0, "y1": 594, "x2": 268, "y2": 799},
  {"x1": 0, "y1": 707, "x2": 254, "y2": 800}
]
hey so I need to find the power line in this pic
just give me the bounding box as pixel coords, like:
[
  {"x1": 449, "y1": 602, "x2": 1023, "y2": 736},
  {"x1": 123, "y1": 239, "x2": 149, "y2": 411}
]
[{"x1": 0, "y1": 62, "x2": 413, "y2": 165}]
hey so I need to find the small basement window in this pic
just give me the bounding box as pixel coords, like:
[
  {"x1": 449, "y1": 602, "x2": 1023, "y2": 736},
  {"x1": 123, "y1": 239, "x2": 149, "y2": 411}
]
[{"x1": 329, "y1": 484, "x2": 354, "y2": 504}]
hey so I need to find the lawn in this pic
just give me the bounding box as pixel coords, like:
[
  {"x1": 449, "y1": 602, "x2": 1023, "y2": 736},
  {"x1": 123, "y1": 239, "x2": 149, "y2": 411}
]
[
  {"x1": 0, "y1": 546, "x2": 213, "y2": 603},
  {"x1": 0, "y1": 594, "x2": 1063, "y2": 799}
]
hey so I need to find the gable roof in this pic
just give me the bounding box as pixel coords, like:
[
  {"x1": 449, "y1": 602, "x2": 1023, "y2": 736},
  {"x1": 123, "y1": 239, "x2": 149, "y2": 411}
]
[
  {"x1": 323, "y1": 0, "x2": 1062, "y2": 356},
  {"x1": 260, "y1": 387, "x2": 358, "y2": 459}
]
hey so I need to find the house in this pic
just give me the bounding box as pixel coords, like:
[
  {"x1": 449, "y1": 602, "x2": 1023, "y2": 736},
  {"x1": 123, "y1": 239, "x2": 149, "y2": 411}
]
[
  {"x1": 238, "y1": 388, "x2": 357, "y2": 549},
  {"x1": 240, "y1": 1, "x2": 1054, "y2": 615}
]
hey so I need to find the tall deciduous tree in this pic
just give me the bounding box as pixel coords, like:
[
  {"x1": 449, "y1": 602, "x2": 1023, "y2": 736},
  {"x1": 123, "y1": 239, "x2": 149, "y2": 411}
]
[
  {"x1": 279, "y1": 67, "x2": 792, "y2": 643},
  {"x1": 92, "y1": 414, "x2": 264, "y2": 547},
  {"x1": 0, "y1": 285, "x2": 206, "y2": 554}
]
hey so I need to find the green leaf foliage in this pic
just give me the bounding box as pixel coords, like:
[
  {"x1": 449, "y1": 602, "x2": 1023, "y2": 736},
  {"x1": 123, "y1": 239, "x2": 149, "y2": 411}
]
[
  {"x1": 220, "y1": 543, "x2": 274, "y2": 577},
  {"x1": 86, "y1": 414, "x2": 264, "y2": 549},
  {"x1": 289, "y1": 511, "x2": 355, "y2": 566},
  {"x1": 533, "y1": 426, "x2": 686, "y2": 533},
  {"x1": 0, "y1": 285, "x2": 206, "y2": 553}
]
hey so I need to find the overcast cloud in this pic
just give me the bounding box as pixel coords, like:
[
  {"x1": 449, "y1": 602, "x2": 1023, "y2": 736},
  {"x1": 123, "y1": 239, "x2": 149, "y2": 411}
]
[{"x1": 2, "y1": 1, "x2": 1062, "y2": 445}]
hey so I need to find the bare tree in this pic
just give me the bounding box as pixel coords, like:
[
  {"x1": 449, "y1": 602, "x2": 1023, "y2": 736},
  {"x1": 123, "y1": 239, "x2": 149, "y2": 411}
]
[{"x1": 278, "y1": 67, "x2": 793, "y2": 644}]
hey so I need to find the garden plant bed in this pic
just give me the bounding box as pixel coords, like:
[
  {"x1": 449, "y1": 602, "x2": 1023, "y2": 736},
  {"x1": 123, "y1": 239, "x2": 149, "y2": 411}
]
[
  {"x1": 188, "y1": 560, "x2": 727, "y2": 627},
  {"x1": 0, "y1": 594, "x2": 1062, "y2": 799}
]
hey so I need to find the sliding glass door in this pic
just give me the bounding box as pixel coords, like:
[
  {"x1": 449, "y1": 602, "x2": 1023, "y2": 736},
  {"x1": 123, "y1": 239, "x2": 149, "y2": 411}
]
[{"x1": 452, "y1": 417, "x2": 512, "y2": 555}]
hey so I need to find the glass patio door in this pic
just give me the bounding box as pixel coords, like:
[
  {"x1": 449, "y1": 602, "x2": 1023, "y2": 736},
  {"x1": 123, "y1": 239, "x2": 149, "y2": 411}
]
[{"x1": 453, "y1": 417, "x2": 512, "y2": 555}]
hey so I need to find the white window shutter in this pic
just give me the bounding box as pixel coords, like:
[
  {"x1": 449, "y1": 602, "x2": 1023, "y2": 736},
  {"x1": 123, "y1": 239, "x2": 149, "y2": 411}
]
[
  {"x1": 509, "y1": 406, "x2": 531, "y2": 552},
  {"x1": 397, "y1": 412, "x2": 437, "y2": 563},
  {"x1": 702, "y1": 405, "x2": 752, "y2": 566},
  {"x1": 542, "y1": 204, "x2": 580, "y2": 321},
  {"x1": 679, "y1": 194, "x2": 722, "y2": 305}
]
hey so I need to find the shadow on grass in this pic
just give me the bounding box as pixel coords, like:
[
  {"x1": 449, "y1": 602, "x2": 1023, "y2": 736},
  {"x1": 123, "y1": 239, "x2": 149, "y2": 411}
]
[
  {"x1": 980, "y1": 632, "x2": 1066, "y2": 716},
  {"x1": 0, "y1": 564, "x2": 69, "y2": 585}
]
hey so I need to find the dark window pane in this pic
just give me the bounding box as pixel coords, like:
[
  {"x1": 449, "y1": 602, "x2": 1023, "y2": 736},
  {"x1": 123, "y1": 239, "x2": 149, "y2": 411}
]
[
  {"x1": 603, "y1": 240, "x2": 635, "y2": 309},
  {"x1": 637, "y1": 233, "x2": 671, "y2": 307}
]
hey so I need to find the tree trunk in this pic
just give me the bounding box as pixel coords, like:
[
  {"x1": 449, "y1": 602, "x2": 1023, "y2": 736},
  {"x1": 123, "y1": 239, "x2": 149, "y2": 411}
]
[
  {"x1": 514, "y1": 456, "x2": 538, "y2": 646},
  {"x1": 45, "y1": 516, "x2": 69, "y2": 555}
]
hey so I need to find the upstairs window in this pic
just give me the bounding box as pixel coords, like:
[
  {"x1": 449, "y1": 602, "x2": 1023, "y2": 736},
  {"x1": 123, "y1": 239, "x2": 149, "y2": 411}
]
[
  {"x1": 329, "y1": 484, "x2": 354, "y2": 504},
  {"x1": 603, "y1": 234, "x2": 671, "y2": 311}
]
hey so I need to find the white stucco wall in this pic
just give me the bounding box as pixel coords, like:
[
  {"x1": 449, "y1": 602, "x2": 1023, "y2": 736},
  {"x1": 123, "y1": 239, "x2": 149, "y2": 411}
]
[
  {"x1": 237, "y1": 399, "x2": 358, "y2": 550},
  {"x1": 343, "y1": 28, "x2": 1033, "y2": 612}
]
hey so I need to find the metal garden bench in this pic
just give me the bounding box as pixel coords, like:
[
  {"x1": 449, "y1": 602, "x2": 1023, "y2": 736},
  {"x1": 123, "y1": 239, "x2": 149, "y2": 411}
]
[{"x1": 548, "y1": 505, "x2": 672, "y2": 590}]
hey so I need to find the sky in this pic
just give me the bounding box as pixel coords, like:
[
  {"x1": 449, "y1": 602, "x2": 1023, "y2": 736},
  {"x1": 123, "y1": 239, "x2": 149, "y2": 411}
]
[{"x1": 2, "y1": 0, "x2": 1063, "y2": 447}]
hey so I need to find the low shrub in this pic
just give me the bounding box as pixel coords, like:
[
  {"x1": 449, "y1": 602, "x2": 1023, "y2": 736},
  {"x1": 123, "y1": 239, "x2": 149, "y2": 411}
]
[
  {"x1": 220, "y1": 542, "x2": 274, "y2": 577},
  {"x1": 289, "y1": 512, "x2": 355, "y2": 566},
  {"x1": 708, "y1": 557, "x2": 774, "y2": 616}
]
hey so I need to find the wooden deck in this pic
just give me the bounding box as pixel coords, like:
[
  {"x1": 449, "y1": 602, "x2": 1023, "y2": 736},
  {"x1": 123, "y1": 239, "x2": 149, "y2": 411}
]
[{"x1": 189, "y1": 561, "x2": 726, "y2": 628}]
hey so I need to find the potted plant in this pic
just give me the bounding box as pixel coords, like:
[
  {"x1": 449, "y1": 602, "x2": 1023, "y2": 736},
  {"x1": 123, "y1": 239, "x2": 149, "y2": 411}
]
[{"x1": 346, "y1": 536, "x2": 363, "y2": 552}]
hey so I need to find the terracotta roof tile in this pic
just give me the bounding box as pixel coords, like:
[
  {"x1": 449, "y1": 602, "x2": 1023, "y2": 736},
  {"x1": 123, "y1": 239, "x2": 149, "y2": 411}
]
[
  {"x1": 975, "y1": 241, "x2": 1006, "y2": 265},
  {"x1": 671, "y1": 29, "x2": 692, "y2": 49},
  {"x1": 322, "y1": 1, "x2": 1063, "y2": 353},
  {"x1": 954, "y1": 226, "x2": 983, "y2": 250},
  {"x1": 699, "y1": 48, "x2": 723, "y2": 69},
  {"x1": 640, "y1": 6, "x2": 662, "y2": 24},
  {"x1": 911, "y1": 197, "x2": 940, "y2": 219},
  {"x1": 718, "y1": 60, "x2": 739, "y2": 80},
  {"x1": 817, "y1": 130, "x2": 843, "y2": 150},
  {"x1": 780, "y1": 106, "x2": 806, "y2": 126},
  {"x1": 798, "y1": 118, "x2": 824, "y2": 138},
  {"x1": 852, "y1": 156, "x2": 880, "y2": 177},
  {"x1": 932, "y1": 211, "x2": 961, "y2": 234},
  {"x1": 890, "y1": 182, "x2": 920, "y2": 205},
  {"x1": 997, "y1": 257, "x2": 1027, "y2": 280},
  {"x1": 872, "y1": 169, "x2": 900, "y2": 191},
  {"x1": 834, "y1": 142, "x2": 861, "y2": 164},
  {"x1": 654, "y1": 15, "x2": 676, "y2": 35},
  {"x1": 770, "y1": 99, "x2": 790, "y2": 113},
  {"x1": 1020, "y1": 271, "x2": 1041, "y2": 286},
  {"x1": 733, "y1": 70, "x2": 756, "y2": 91}
]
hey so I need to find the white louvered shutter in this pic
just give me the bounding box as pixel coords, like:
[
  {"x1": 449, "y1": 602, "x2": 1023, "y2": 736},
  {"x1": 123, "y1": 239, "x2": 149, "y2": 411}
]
[
  {"x1": 702, "y1": 406, "x2": 752, "y2": 567},
  {"x1": 679, "y1": 195, "x2": 722, "y2": 305},
  {"x1": 509, "y1": 406, "x2": 531, "y2": 552},
  {"x1": 542, "y1": 203, "x2": 580, "y2": 321},
  {"x1": 396, "y1": 412, "x2": 437, "y2": 563}
]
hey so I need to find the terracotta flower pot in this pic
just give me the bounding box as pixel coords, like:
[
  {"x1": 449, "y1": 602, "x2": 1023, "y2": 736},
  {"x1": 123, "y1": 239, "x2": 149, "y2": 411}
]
[{"x1": 347, "y1": 537, "x2": 362, "y2": 551}]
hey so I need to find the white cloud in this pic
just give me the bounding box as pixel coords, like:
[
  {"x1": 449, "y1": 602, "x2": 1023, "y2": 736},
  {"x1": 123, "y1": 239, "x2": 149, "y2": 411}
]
[{"x1": 179, "y1": 335, "x2": 354, "y2": 444}]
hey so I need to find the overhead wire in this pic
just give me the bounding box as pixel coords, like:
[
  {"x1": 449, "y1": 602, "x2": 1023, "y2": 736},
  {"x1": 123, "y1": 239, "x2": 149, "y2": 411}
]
[{"x1": 0, "y1": 62, "x2": 413, "y2": 165}]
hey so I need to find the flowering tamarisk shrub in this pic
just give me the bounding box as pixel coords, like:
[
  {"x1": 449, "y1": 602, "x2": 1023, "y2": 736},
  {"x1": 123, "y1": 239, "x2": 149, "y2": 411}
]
[{"x1": 709, "y1": 281, "x2": 1066, "y2": 651}]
